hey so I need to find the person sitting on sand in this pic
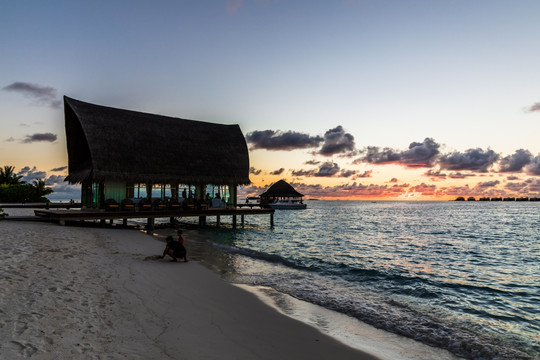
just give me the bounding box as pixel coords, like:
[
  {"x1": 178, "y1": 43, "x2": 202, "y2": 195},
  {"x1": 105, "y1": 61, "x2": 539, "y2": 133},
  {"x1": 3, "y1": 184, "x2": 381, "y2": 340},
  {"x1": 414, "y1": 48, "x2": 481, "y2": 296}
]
[
  {"x1": 161, "y1": 235, "x2": 188, "y2": 262},
  {"x1": 176, "y1": 229, "x2": 188, "y2": 261}
]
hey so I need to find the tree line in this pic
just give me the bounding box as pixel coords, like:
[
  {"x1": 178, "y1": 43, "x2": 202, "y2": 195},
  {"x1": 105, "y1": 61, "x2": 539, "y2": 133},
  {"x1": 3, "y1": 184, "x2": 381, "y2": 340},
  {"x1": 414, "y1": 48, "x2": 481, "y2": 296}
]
[{"x1": 0, "y1": 165, "x2": 54, "y2": 203}]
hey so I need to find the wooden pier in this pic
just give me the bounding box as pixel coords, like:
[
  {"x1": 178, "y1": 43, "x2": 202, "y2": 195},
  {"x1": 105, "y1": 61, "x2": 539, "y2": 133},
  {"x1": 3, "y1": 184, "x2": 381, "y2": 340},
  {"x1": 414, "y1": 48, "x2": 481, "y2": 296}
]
[{"x1": 33, "y1": 207, "x2": 274, "y2": 230}]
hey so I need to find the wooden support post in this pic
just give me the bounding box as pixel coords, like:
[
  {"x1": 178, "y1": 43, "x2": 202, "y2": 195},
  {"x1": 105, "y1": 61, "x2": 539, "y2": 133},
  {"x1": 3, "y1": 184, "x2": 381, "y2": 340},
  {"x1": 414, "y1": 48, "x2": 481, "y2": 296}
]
[
  {"x1": 170, "y1": 217, "x2": 175, "y2": 224},
  {"x1": 270, "y1": 213, "x2": 274, "y2": 227},
  {"x1": 109, "y1": 219, "x2": 113, "y2": 225},
  {"x1": 100, "y1": 219, "x2": 106, "y2": 226},
  {"x1": 216, "y1": 215, "x2": 220, "y2": 228},
  {"x1": 147, "y1": 218, "x2": 155, "y2": 232},
  {"x1": 199, "y1": 216, "x2": 206, "y2": 226},
  {"x1": 123, "y1": 218, "x2": 128, "y2": 226},
  {"x1": 232, "y1": 215, "x2": 237, "y2": 228},
  {"x1": 241, "y1": 214, "x2": 244, "y2": 227}
]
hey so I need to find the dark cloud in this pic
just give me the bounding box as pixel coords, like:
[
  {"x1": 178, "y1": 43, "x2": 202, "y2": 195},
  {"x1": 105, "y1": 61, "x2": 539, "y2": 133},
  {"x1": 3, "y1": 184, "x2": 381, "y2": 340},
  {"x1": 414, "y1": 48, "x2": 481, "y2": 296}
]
[
  {"x1": 505, "y1": 181, "x2": 528, "y2": 192},
  {"x1": 506, "y1": 175, "x2": 521, "y2": 181},
  {"x1": 5, "y1": 137, "x2": 15, "y2": 142},
  {"x1": 526, "y1": 102, "x2": 540, "y2": 113},
  {"x1": 318, "y1": 126, "x2": 355, "y2": 156},
  {"x1": 291, "y1": 162, "x2": 342, "y2": 177},
  {"x1": 3, "y1": 82, "x2": 61, "y2": 108},
  {"x1": 50, "y1": 166, "x2": 68, "y2": 172},
  {"x1": 526, "y1": 155, "x2": 540, "y2": 176},
  {"x1": 314, "y1": 162, "x2": 340, "y2": 177},
  {"x1": 22, "y1": 133, "x2": 57, "y2": 143},
  {"x1": 246, "y1": 130, "x2": 323, "y2": 151},
  {"x1": 424, "y1": 169, "x2": 447, "y2": 180},
  {"x1": 355, "y1": 170, "x2": 372, "y2": 178},
  {"x1": 46, "y1": 182, "x2": 81, "y2": 201},
  {"x1": 410, "y1": 183, "x2": 437, "y2": 195},
  {"x1": 304, "y1": 160, "x2": 321, "y2": 165},
  {"x1": 291, "y1": 169, "x2": 315, "y2": 177},
  {"x1": 499, "y1": 149, "x2": 532, "y2": 172},
  {"x1": 356, "y1": 138, "x2": 440, "y2": 168},
  {"x1": 448, "y1": 172, "x2": 476, "y2": 179},
  {"x1": 525, "y1": 178, "x2": 540, "y2": 193},
  {"x1": 475, "y1": 180, "x2": 500, "y2": 188},
  {"x1": 388, "y1": 178, "x2": 398, "y2": 183},
  {"x1": 249, "y1": 167, "x2": 262, "y2": 175},
  {"x1": 45, "y1": 174, "x2": 66, "y2": 185},
  {"x1": 17, "y1": 166, "x2": 47, "y2": 183},
  {"x1": 438, "y1": 148, "x2": 499, "y2": 172},
  {"x1": 339, "y1": 169, "x2": 356, "y2": 178},
  {"x1": 270, "y1": 168, "x2": 285, "y2": 175}
]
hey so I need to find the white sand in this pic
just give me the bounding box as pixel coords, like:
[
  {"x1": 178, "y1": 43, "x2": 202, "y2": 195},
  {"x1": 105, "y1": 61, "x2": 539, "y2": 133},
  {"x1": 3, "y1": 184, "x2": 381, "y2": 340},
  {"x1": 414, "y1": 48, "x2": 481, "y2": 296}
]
[{"x1": 0, "y1": 220, "x2": 379, "y2": 359}]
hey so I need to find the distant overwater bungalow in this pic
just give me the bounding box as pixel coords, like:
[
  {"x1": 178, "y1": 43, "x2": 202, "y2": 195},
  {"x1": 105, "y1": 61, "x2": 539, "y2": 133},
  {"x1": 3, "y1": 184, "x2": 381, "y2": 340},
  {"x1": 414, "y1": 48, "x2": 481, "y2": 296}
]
[{"x1": 64, "y1": 96, "x2": 251, "y2": 211}]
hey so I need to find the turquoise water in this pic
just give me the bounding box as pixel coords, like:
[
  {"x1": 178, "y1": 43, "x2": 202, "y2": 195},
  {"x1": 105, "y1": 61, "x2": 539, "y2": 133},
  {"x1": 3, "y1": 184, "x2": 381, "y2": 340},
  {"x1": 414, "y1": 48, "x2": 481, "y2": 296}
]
[{"x1": 191, "y1": 201, "x2": 539, "y2": 359}]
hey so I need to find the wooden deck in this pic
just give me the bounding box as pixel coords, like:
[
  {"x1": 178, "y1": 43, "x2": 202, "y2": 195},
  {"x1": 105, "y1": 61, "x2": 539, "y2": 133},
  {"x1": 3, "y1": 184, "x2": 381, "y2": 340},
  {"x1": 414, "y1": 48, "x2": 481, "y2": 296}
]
[
  {"x1": 33, "y1": 206, "x2": 275, "y2": 229},
  {"x1": 0, "y1": 202, "x2": 82, "y2": 209}
]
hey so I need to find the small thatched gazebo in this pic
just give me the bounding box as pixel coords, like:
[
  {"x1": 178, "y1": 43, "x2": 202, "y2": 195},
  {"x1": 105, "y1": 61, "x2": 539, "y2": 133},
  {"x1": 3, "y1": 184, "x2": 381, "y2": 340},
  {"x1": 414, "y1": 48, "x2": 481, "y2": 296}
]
[
  {"x1": 259, "y1": 180, "x2": 304, "y2": 206},
  {"x1": 64, "y1": 96, "x2": 250, "y2": 209}
]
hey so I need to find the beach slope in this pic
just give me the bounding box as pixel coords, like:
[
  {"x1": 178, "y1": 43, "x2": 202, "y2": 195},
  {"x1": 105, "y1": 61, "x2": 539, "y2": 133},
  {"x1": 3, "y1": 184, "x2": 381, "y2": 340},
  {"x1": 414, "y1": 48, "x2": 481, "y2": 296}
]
[{"x1": 0, "y1": 220, "x2": 378, "y2": 359}]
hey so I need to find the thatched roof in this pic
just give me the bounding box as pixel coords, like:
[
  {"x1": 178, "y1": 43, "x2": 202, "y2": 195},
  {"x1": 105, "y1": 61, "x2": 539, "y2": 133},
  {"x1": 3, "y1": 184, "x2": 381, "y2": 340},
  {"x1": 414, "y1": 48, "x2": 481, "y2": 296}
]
[
  {"x1": 260, "y1": 180, "x2": 303, "y2": 198},
  {"x1": 64, "y1": 96, "x2": 250, "y2": 185}
]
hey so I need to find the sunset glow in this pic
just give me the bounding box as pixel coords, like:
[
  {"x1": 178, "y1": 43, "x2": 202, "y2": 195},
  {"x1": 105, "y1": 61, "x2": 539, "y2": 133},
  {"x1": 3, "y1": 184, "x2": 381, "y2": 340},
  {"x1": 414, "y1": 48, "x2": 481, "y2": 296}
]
[{"x1": 1, "y1": 1, "x2": 539, "y2": 201}]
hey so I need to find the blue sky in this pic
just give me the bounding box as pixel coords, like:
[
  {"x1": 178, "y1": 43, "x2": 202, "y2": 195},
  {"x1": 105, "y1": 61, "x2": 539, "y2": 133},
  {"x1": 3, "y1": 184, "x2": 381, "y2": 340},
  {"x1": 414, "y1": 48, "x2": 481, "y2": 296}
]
[{"x1": 1, "y1": 0, "x2": 539, "y2": 200}]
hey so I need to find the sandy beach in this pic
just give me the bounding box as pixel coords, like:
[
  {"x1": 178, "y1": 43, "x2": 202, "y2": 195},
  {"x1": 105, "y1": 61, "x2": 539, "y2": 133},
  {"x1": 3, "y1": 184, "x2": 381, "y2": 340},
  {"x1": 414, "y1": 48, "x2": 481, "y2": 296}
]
[{"x1": 0, "y1": 219, "x2": 379, "y2": 359}]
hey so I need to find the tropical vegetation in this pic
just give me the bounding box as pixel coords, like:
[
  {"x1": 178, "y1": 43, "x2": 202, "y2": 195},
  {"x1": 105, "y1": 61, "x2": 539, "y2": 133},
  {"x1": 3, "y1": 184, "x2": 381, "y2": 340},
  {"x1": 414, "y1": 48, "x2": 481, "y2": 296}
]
[{"x1": 0, "y1": 165, "x2": 54, "y2": 203}]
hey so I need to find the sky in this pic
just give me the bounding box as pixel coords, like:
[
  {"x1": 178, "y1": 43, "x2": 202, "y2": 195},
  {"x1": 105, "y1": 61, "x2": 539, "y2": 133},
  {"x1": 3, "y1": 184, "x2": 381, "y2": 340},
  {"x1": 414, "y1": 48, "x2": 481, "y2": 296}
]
[{"x1": 1, "y1": 0, "x2": 539, "y2": 200}]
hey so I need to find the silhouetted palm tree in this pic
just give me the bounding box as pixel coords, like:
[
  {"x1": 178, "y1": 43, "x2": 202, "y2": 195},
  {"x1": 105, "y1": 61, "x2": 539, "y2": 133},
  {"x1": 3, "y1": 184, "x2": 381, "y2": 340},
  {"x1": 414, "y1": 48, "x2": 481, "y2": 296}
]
[
  {"x1": 32, "y1": 179, "x2": 54, "y2": 200},
  {"x1": 0, "y1": 165, "x2": 23, "y2": 185}
]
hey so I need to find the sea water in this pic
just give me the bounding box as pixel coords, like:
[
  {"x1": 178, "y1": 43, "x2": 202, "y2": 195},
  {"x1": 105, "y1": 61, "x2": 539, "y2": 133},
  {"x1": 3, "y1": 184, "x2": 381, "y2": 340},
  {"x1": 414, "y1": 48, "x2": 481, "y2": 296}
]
[
  {"x1": 183, "y1": 201, "x2": 539, "y2": 360},
  {"x1": 4, "y1": 201, "x2": 537, "y2": 358}
]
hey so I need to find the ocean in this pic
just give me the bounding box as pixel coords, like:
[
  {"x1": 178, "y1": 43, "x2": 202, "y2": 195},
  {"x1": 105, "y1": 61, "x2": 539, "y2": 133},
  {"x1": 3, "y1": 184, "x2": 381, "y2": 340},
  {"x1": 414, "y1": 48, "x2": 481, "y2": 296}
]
[
  {"x1": 3, "y1": 201, "x2": 537, "y2": 359},
  {"x1": 179, "y1": 201, "x2": 539, "y2": 360}
]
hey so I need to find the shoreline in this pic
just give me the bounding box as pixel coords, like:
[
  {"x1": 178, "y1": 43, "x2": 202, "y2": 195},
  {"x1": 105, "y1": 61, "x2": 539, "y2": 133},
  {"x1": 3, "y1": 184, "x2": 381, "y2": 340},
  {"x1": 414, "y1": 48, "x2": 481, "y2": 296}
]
[{"x1": 0, "y1": 220, "x2": 379, "y2": 359}]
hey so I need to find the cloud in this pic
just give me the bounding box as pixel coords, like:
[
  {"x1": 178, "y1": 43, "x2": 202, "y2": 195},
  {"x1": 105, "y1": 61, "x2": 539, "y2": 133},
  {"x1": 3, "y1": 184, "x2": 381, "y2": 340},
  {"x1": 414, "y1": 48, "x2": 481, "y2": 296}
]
[
  {"x1": 526, "y1": 102, "x2": 540, "y2": 113},
  {"x1": 292, "y1": 162, "x2": 345, "y2": 177},
  {"x1": 50, "y1": 166, "x2": 68, "y2": 172},
  {"x1": 339, "y1": 169, "x2": 356, "y2": 178},
  {"x1": 295, "y1": 181, "x2": 409, "y2": 199},
  {"x1": 474, "y1": 180, "x2": 500, "y2": 189},
  {"x1": 46, "y1": 182, "x2": 81, "y2": 201},
  {"x1": 318, "y1": 126, "x2": 355, "y2": 156},
  {"x1": 448, "y1": 172, "x2": 476, "y2": 179},
  {"x1": 438, "y1": 148, "x2": 499, "y2": 172},
  {"x1": 246, "y1": 130, "x2": 323, "y2": 151},
  {"x1": 424, "y1": 169, "x2": 447, "y2": 180},
  {"x1": 409, "y1": 183, "x2": 437, "y2": 196},
  {"x1": 270, "y1": 168, "x2": 285, "y2": 175},
  {"x1": 3, "y1": 82, "x2": 61, "y2": 108},
  {"x1": 354, "y1": 170, "x2": 372, "y2": 178},
  {"x1": 388, "y1": 178, "x2": 398, "y2": 183},
  {"x1": 356, "y1": 138, "x2": 440, "y2": 168},
  {"x1": 45, "y1": 174, "x2": 66, "y2": 185},
  {"x1": 291, "y1": 169, "x2": 316, "y2": 177},
  {"x1": 22, "y1": 133, "x2": 57, "y2": 143},
  {"x1": 304, "y1": 160, "x2": 321, "y2": 165},
  {"x1": 5, "y1": 137, "x2": 15, "y2": 142},
  {"x1": 499, "y1": 149, "x2": 532, "y2": 172},
  {"x1": 526, "y1": 155, "x2": 540, "y2": 176},
  {"x1": 314, "y1": 162, "x2": 340, "y2": 177},
  {"x1": 17, "y1": 166, "x2": 47, "y2": 183}
]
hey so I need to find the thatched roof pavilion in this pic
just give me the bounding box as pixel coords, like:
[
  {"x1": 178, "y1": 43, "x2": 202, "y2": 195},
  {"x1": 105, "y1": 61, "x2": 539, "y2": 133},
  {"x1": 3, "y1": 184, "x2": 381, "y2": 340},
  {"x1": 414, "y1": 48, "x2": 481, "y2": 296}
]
[
  {"x1": 64, "y1": 96, "x2": 250, "y2": 185},
  {"x1": 259, "y1": 180, "x2": 304, "y2": 205},
  {"x1": 64, "y1": 96, "x2": 250, "y2": 208}
]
